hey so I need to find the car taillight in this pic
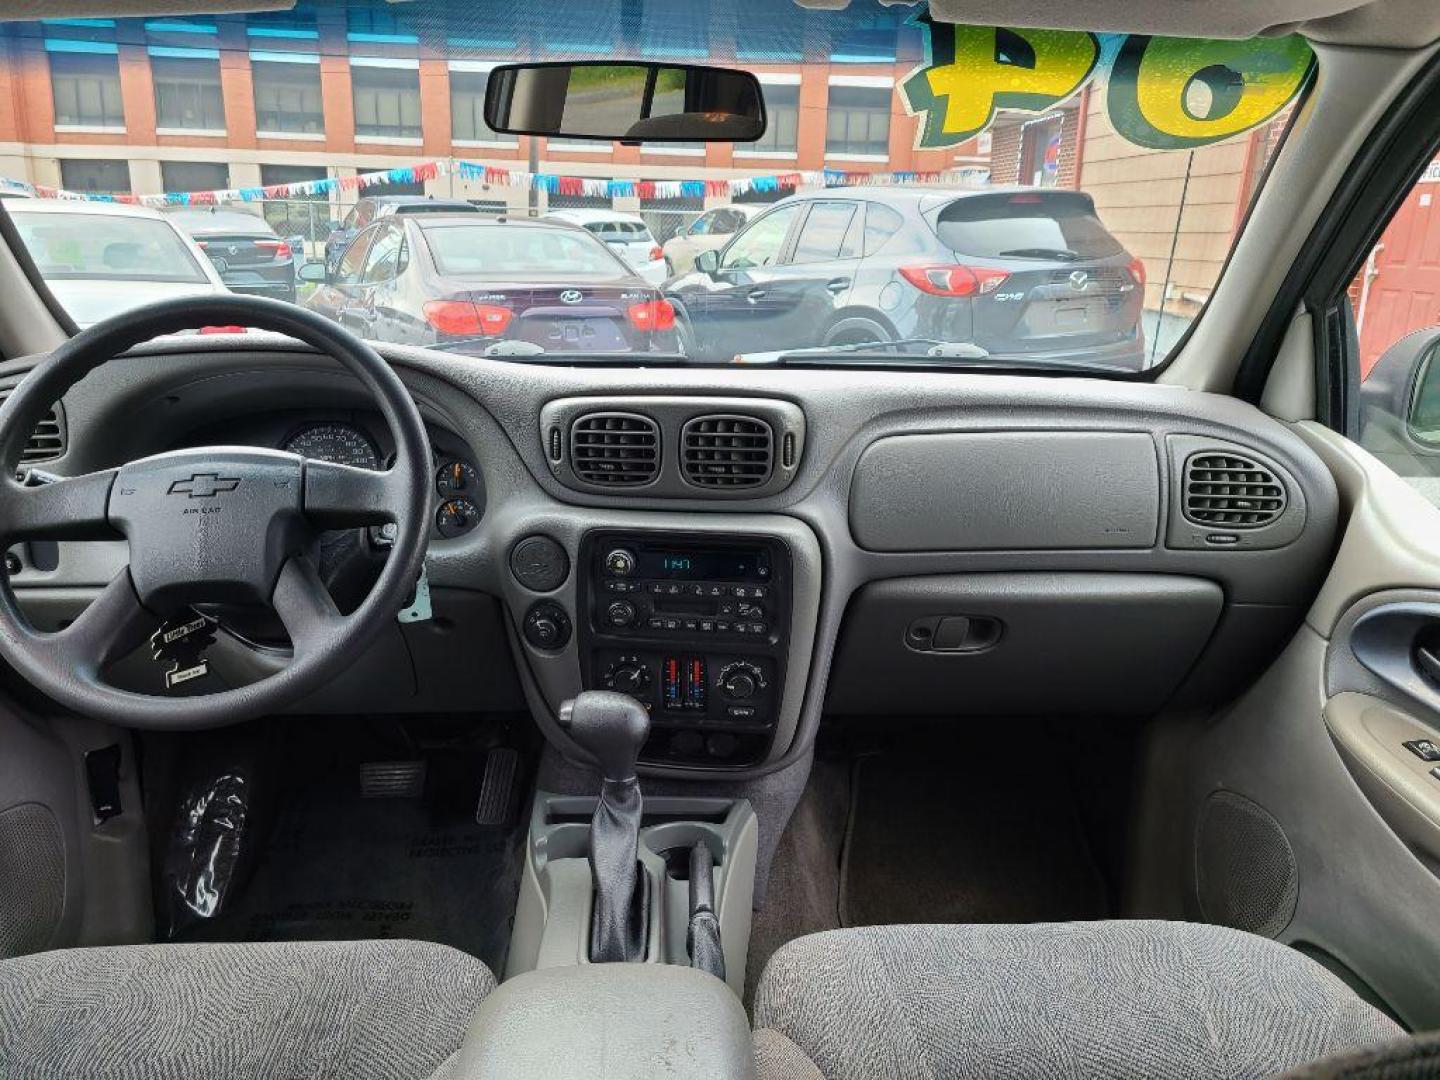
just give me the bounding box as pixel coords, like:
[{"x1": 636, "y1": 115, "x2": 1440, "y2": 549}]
[
  {"x1": 255, "y1": 239, "x2": 292, "y2": 260},
  {"x1": 898, "y1": 265, "x2": 1010, "y2": 297},
  {"x1": 422, "y1": 300, "x2": 513, "y2": 336},
  {"x1": 199, "y1": 325, "x2": 246, "y2": 334},
  {"x1": 648, "y1": 245, "x2": 663, "y2": 262},
  {"x1": 1126, "y1": 257, "x2": 1146, "y2": 288},
  {"x1": 626, "y1": 298, "x2": 676, "y2": 332}
]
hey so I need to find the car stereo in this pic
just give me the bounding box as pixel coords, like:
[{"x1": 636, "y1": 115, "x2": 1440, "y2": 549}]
[{"x1": 579, "y1": 531, "x2": 790, "y2": 768}]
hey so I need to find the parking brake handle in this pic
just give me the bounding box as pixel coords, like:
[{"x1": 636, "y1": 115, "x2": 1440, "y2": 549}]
[{"x1": 686, "y1": 840, "x2": 725, "y2": 981}]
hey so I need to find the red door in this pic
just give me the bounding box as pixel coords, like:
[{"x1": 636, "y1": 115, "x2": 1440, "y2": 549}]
[{"x1": 1357, "y1": 172, "x2": 1440, "y2": 377}]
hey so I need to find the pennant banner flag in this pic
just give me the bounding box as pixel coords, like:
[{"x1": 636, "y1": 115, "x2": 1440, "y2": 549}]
[{"x1": 0, "y1": 157, "x2": 979, "y2": 208}]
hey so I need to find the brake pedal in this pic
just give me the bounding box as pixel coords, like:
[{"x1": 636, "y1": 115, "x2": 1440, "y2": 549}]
[
  {"x1": 474, "y1": 747, "x2": 522, "y2": 827},
  {"x1": 359, "y1": 760, "x2": 426, "y2": 799}
]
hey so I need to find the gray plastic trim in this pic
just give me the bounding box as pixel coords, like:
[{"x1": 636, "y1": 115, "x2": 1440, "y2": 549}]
[
  {"x1": 507, "y1": 791, "x2": 757, "y2": 997},
  {"x1": 850, "y1": 430, "x2": 1161, "y2": 552},
  {"x1": 1164, "y1": 433, "x2": 1309, "y2": 552}
]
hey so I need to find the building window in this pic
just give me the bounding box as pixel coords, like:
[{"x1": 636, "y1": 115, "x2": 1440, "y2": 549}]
[
  {"x1": 49, "y1": 51, "x2": 124, "y2": 128},
  {"x1": 826, "y1": 84, "x2": 890, "y2": 157},
  {"x1": 1018, "y1": 115, "x2": 1064, "y2": 187},
  {"x1": 160, "y1": 161, "x2": 228, "y2": 193},
  {"x1": 351, "y1": 64, "x2": 421, "y2": 140},
  {"x1": 253, "y1": 59, "x2": 324, "y2": 133},
  {"x1": 748, "y1": 83, "x2": 799, "y2": 154},
  {"x1": 59, "y1": 159, "x2": 130, "y2": 193},
  {"x1": 450, "y1": 69, "x2": 515, "y2": 144},
  {"x1": 246, "y1": 3, "x2": 318, "y2": 39},
  {"x1": 152, "y1": 55, "x2": 225, "y2": 130}
]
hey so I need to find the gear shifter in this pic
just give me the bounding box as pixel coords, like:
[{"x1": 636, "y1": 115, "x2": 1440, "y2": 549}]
[{"x1": 558, "y1": 690, "x2": 650, "y2": 963}]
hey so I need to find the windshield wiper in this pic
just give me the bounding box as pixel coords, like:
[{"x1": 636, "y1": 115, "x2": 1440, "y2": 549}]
[{"x1": 996, "y1": 247, "x2": 1081, "y2": 260}]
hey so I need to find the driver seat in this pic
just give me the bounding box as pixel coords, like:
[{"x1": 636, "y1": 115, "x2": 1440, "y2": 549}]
[{"x1": 0, "y1": 939, "x2": 493, "y2": 1079}]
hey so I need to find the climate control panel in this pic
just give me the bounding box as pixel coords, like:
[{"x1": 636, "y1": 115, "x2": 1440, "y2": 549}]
[{"x1": 580, "y1": 531, "x2": 791, "y2": 768}]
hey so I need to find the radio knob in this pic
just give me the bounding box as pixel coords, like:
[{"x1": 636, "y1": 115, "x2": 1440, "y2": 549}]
[
  {"x1": 720, "y1": 661, "x2": 764, "y2": 701},
  {"x1": 606, "y1": 600, "x2": 638, "y2": 628},
  {"x1": 604, "y1": 548, "x2": 637, "y2": 577}
]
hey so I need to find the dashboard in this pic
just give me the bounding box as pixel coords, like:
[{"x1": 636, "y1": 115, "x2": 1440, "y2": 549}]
[{"x1": 0, "y1": 339, "x2": 1340, "y2": 779}]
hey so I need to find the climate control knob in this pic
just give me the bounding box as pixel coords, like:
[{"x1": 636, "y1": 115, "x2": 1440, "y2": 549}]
[
  {"x1": 605, "y1": 659, "x2": 650, "y2": 695},
  {"x1": 719, "y1": 661, "x2": 765, "y2": 701},
  {"x1": 605, "y1": 600, "x2": 638, "y2": 628}
]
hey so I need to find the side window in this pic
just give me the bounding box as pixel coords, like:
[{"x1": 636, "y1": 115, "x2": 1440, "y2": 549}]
[
  {"x1": 1348, "y1": 163, "x2": 1440, "y2": 502},
  {"x1": 791, "y1": 202, "x2": 859, "y2": 265},
  {"x1": 334, "y1": 226, "x2": 378, "y2": 286},
  {"x1": 717, "y1": 210, "x2": 745, "y2": 234},
  {"x1": 862, "y1": 203, "x2": 905, "y2": 256},
  {"x1": 720, "y1": 205, "x2": 801, "y2": 270},
  {"x1": 361, "y1": 225, "x2": 405, "y2": 284},
  {"x1": 355, "y1": 200, "x2": 376, "y2": 228},
  {"x1": 689, "y1": 211, "x2": 715, "y2": 237},
  {"x1": 341, "y1": 205, "x2": 360, "y2": 231}
]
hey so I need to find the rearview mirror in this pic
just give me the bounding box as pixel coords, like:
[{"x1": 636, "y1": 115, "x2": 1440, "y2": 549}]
[
  {"x1": 694, "y1": 250, "x2": 720, "y2": 275},
  {"x1": 297, "y1": 261, "x2": 328, "y2": 284},
  {"x1": 484, "y1": 62, "x2": 766, "y2": 143}
]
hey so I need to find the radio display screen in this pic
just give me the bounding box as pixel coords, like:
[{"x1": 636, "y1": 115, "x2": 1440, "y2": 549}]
[{"x1": 637, "y1": 546, "x2": 770, "y2": 582}]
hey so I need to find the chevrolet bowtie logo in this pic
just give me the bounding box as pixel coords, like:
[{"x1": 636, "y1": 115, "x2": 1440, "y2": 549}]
[{"x1": 168, "y1": 473, "x2": 241, "y2": 498}]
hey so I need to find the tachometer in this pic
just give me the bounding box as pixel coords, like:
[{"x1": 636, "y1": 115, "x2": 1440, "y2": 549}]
[{"x1": 282, "y1": 423, "x2": 380, "y2": 470}]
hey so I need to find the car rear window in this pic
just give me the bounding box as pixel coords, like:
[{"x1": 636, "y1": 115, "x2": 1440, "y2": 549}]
[
  {"x1": 585, "y1": 221, "x2": 651, "y2": 240},
  {"x1": 936, "y1": 193, "x2": 1124, "y2": 260},
  {"x1": 423, "y1": 223, "x2": 626, "y2": 277},
  {"x1": 10, "y1": 213, "x2": 209, "y2": 283},
  {"x1": 396, "y1": 203, "x2": 479, "y2": 215}
]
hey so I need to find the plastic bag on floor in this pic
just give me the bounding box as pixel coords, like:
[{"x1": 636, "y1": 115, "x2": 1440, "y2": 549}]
[{"x1": 163, "y1": 770, "x2": 250, "y2": 938}]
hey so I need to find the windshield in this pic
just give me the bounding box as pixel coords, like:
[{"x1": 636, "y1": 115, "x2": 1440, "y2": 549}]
[
  {"x1": 0, "y1": 0, "x2": 1313, "y2": 371},
  {"x1": 10, "y1": 211, "x2": 209, "y2": 283},
  {"x1": 424, "y1": 222, "x2": 629, "y2": 277}
]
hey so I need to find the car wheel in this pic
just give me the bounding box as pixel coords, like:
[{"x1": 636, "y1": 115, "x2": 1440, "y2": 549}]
[
  {"x1": 675, "y1": 315, "x2": 696, "y2": 358},
  {"x1": 824, "y1": 316, "x2": 892, "y2": 349}
]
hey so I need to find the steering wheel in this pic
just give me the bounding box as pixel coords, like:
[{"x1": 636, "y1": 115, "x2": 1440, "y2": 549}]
[{"x1": 0, "y1": 295, "x2": 432, "y2": 729}]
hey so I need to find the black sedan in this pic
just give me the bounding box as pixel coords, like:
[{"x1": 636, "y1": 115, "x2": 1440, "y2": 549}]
[
  {"x1": 665, "y1": 186, "x2": 1147, "y2": 370},
  {"x1": 168, "y1": 207, "x2": 298, "y2": 303},
  {"x1": 303, "y1": 214, "x2": 680, "y2": 356}
]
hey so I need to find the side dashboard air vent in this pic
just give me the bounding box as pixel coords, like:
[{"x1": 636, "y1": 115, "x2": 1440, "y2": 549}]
[
  {"x1": 1183, "y1": 452, "x2": 1287, "y2": 529},
  {"x1": 0, "y1": 385, "x2": 66, "y2": 465},
  {"x1": 680, "y1": 415, "x2": 773, "y2": 489},
  {"x1": 570, "y1": 412, "x2": 660, "y2": 486}
]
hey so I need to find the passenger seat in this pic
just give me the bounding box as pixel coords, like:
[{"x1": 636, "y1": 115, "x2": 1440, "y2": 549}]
[{"x1": 751, "y1": 921, "x2": 1403, "y2": 1079}]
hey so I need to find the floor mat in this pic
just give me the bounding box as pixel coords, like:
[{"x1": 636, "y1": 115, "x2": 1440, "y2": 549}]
[
  {"x1": 838, "y1": 743, "x2": 1110, "y2": 928},
  {"x1": 162, "y1": 720, "x2": 527, "y2": 978}
]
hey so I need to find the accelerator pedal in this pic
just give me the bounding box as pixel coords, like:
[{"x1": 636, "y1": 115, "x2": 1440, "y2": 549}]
[{"x1": 474, "y1": 747, "x2": 522, "y2": 827}]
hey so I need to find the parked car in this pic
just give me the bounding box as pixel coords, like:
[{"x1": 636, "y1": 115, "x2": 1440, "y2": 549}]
[
  {"x1": 665, "y1": 187, "x2": 1146, "y2": 368},
  {"x1": 6, "y1": 199, "x2": 226, "y2": 327},
  {"x1": 304, "y1": 213, "x2": 679, "y2": 355},
  {"x1": 169, "y1": 207, "x2": 298, "y2": 303},
  {"x1": 660, "y1": 203, "x2": 760, "y2": 276},
  {"x1": 542, "y1": 209, "x2": 667, "y2": 285},
  {"x1": 325, "y1": 195, "x2": 482, "y2": 272}
]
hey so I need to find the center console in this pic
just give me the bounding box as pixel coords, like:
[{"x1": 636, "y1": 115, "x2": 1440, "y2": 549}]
[{"x1": 579, "y1": 531, "x2": 792, "y2": 769}]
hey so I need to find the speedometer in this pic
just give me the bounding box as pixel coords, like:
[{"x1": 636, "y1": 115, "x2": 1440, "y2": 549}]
[{"x1": 282, "y1": 423, "x2": 380, "y2": 470}]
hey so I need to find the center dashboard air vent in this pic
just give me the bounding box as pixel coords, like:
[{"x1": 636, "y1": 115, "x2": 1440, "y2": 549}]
[
  {"x1": 1183, "y1": 452, "x2": 1287, "y2": 528},
  {"x1": 570, "y1": 412, "x2": 660, "y2": 486},
  {"x1": 680, "y1": 415, "x2": 773, "y2": 489}
]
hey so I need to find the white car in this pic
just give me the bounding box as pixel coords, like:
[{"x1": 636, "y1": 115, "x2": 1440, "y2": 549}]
[
  {"x1": 6, "y1": 199, "x2": 226, "y2": 327},
  {"x1": 542, "y1": 208, "x2": 667, "y2": 285},
  {"x1": 660, "y1": 204, "x2": 761, "y2": 276}
]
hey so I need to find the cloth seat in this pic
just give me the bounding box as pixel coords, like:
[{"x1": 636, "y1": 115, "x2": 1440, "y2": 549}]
[
  {"x1": 752, "y1": 921, "x2": 1404, "y2": 1080},
  {"x1": 0, "y1": 939, "x2": 494, "y2": 1080}
]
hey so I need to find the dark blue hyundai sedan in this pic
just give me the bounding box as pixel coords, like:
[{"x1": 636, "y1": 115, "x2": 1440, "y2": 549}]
[{"x1": 665, "y1": 187, "x2": 1146, "y2": 370}]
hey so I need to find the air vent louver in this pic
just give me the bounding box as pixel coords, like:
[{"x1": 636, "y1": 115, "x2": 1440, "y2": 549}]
[
  {"x1": 681, "y1": 415, "x2": 773, "y2": 489},
  {"x1": 1183, "y1": 452, "x2": 1286, "y2": 529},
  {"x1": 0, "y1": 385, "x2": 65, "y2": 465},
  {"x1": 570, "y1": 412, "x2": 659, "y2": 486}
]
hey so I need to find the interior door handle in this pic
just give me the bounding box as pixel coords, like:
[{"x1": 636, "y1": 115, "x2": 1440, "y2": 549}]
[{"x1": 1418, "y1": 645, "x2": 1440, "y2": 688}]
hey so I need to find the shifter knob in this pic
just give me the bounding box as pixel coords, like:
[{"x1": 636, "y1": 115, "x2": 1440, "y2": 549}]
[{"x1": 558, "y1": 690, "x2": 651, "y2": 782}]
